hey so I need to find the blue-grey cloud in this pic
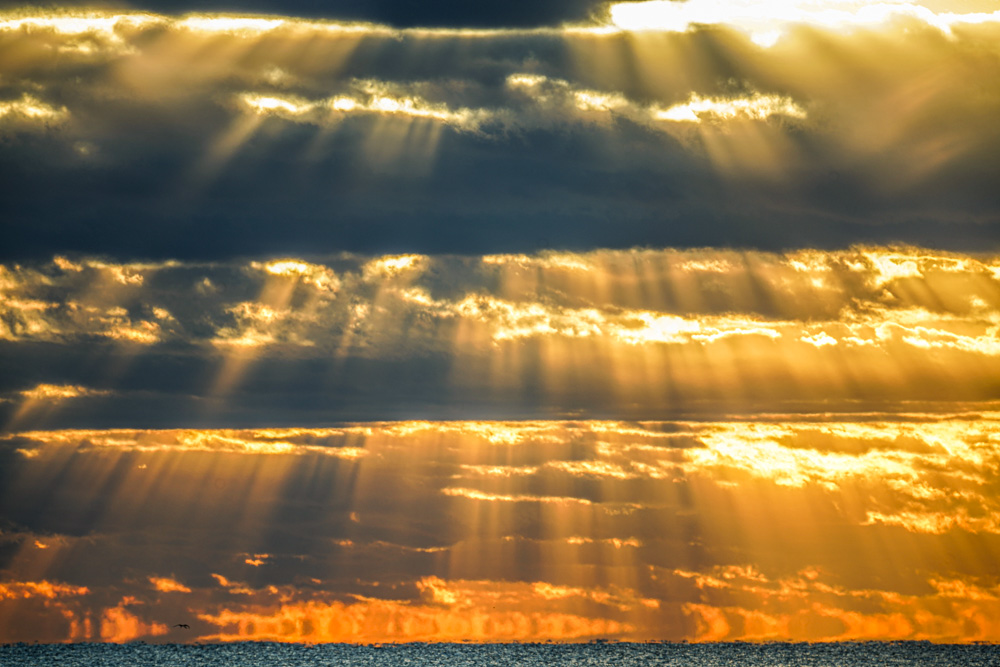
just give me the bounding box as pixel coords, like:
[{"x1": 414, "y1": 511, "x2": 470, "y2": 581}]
[
  {"x1": 1, "y1": 249, "x2": 998, "y2": 428},
  {"x1": 1, "y1": 8, "x2": 999, "y2": 260}
]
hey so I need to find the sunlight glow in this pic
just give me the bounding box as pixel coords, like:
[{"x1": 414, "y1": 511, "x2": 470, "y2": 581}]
[
  {"x1": 238, "y1": 87, "x2": 489, "y2": 132},
  {"x1": 606, "y1": 0, "x2": 1000, "y2": 45},
  {"x1": 6, "y1": 416, "x2": 1000, "y2": 641},
  {"x1": 0, "y1": 12, "x2": 164, "y2": 36},
  {"x1": 0, "y1": 95, "x2": 69, "y2": 126},
  {"x1": 5, "y1": 7, "x2": 997, "y2": 183},
  {"x1": 3, "y1": 247, "x2": 999, "y2": 417},
  {"x1": 655, "y1": 93, "x2": 806, "y2": 123},
  {"x1": 178, "y1": 16, "x2": 286, "y2": 33},
  {"x1": 18, "y1": 384, "x2": 106, "y2": 401}
]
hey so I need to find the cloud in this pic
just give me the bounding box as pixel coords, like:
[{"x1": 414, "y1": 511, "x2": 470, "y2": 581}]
[
  {"x1": 2, "y1": 8, "x2": 1000, "y2": 256},
  {"x1": 8, "y1": 416, "x2": 1000, "y2": 541},
  {"x1": 196, "y1": 576, "x2": 636, "y2": 642},
  {"x1": 6, "y1": 428, "x2": 373, "y2": 457},
  {"x1": 672, "y1": 564, "x2": 1000, "y2": 641},
  {"x1": 236, "y1": 84, "x2": 494, "y2": 133},
  {"x1": 0, "y1": 580, "x2": 89, "y2": 600},
  {"x1": 505, "y1": 73, "x2": 807, "y2": 130},
  {"x1": 0, "y1": 95, "x2": 69, "y2": 131},
  {"x1": 654, "y1": 92, "x2": 806, "y2": 123},
  {"x1": 5, "y1": 415, "x2": 1000, "y2": 642},
  {"x1": 17, "y1": 384, "x2": 109, "y2": 401},
  {"x1": 6, "y1": 383, "x2": 113, "y2": 431},
  {"x1": 1, "y1": 247, "x2": 998, "y2": 426},
  {"x1": 100, "y1": 602, "x2": 169, "y2": 642},
  {"x1": 149, "y1": 576, "x2": 192, "y2": 593}
]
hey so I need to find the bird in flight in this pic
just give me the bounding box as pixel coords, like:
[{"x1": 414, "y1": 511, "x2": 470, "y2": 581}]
[{"x1": 172, "y1": 624, "x2": 190, "y2": 629}]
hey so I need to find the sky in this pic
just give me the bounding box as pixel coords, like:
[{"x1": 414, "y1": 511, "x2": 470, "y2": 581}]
[{"x1": 2, "y1": 0, "x2": 1000, "y2": 644}]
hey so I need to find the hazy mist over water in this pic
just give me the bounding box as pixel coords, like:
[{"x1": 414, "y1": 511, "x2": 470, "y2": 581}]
[{"x1": 3, "y1": 642, "x2": 1000, "y2": 666}]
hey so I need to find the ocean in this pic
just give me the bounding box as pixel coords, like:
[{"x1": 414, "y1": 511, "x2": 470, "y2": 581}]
[{"x1": 2, "y1": 642, "x2": 999, "y2": 666}]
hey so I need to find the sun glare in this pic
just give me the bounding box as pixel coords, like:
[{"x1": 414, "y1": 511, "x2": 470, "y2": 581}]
[{"x1": 606, "y1": 0, "x2": 1000, "y2": 44}]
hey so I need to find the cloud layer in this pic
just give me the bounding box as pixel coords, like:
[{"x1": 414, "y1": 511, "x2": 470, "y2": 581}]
[
  {"x1": 2, "y1": 4, "x2": 999, "y2": 257},
  {"x1": 3, "y1": 0, "x2": 1000, "y2": 644},
  {"x1": 1, "y1": 247, "x2": 998, "y2": 426},
  {"x1": 4, "y1": 416, "x2": 1000, "y2": 642}
]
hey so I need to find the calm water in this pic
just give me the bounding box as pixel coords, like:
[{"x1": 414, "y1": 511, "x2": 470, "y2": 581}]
[{"x1": 2, "y1": 642, "x2": 999, "y2": 666}]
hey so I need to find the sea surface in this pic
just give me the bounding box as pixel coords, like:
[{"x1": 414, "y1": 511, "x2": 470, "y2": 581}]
[{"x1": 2, "y1": 642, "x2": 999, "y2": 666}]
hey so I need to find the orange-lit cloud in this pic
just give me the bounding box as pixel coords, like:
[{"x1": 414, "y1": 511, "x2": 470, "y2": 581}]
[
  {"x1": 197, "y1": 576, "x2": 635, "y2": 642},
  {"x1": 7, "y1": 428, "x2": 372, "y2": 457},
  {"x1": 0, "y1": 580, "x2": 89, "y2": 600},
  {"x1": 5, "y1": 414, "x2": 1000, "y2": 642},
  {"x1": 89, "y1": 567, "x2": 1000, "y2": 642},
  {"x1": 670, "y1": 565, "x2": 1000, "y2": 642},
  {"x1": 100, "y1": 602, "x2": 169, "y2": 642},
  {"x1": 149, "y1": 577, "x2": 192, "y2": 594}
]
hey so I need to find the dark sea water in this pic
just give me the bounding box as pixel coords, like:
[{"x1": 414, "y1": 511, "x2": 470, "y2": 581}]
[{"x1": 3, "y1": 642, "x2": 999, "y2": 666}]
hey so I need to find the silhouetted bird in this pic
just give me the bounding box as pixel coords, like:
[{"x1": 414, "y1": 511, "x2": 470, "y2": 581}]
[{"x1": 173, "y1": 624, "x2": 190, "y2": 629}]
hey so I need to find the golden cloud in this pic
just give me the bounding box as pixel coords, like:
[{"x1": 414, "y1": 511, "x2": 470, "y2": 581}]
[
  {"x1": 149, "y1": 576, "x2": 192, "y2": 594},
  {"x1": 100, "y1": 602, "x2": 168, "y2": 643},
  {"x1": 18, "y1": 384, "x2": 108, "y2": 401},
  {"x1": 6, "y1": 414, "x2": 1000, "y2": 642},
  {"x1": 196, "y1": 576, "x2": 636, "y2": 642},
  {"x1": 0, "y1": 580, "x2": 89, "y2": 600}
]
